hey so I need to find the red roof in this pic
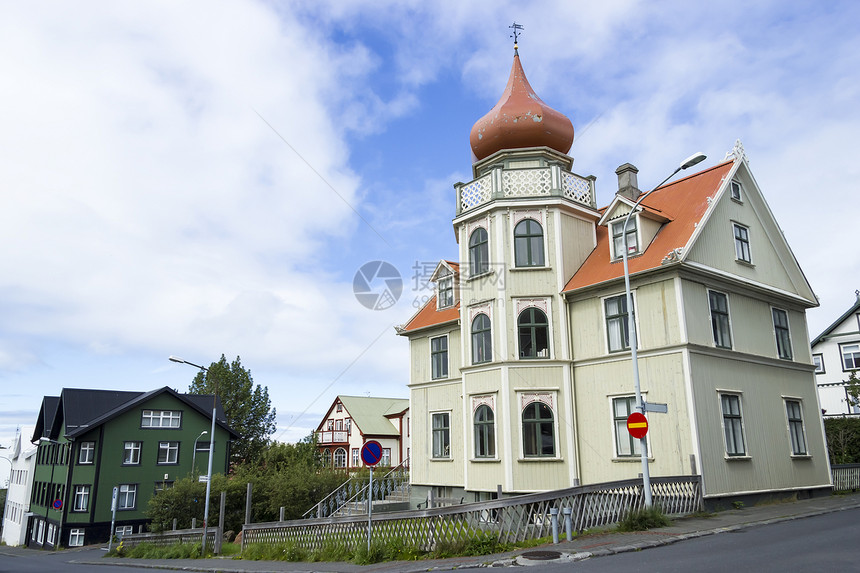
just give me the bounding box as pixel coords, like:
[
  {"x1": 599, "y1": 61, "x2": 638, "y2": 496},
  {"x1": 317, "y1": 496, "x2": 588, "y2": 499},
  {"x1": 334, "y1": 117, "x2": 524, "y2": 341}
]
[
  {"x1": 564, "y1": 160, "x2": 734, "y2": 292},
  {"x1": 400, "y1": 295, "x2": 460, "y2": 333}
]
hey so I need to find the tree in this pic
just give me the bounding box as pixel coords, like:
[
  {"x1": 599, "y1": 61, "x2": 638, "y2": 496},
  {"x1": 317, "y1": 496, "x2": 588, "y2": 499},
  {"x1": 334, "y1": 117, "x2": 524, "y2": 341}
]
[
  {"x1": 189, "y1": 355, "x2": 276, "y2": 466},
  {"x1": 845, "y1": 369, "x2": 860, "y2": 409}
]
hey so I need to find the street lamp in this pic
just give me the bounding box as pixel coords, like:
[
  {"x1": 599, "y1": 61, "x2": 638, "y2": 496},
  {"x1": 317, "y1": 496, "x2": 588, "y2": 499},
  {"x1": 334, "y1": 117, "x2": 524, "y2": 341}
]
[
  {"x1": 192, "y1": 431, "x2": 208, "y2": 476},
  {"x1": 620, "y1": 151, "x2": 706, "y2": 508},
  {"x1": 169, "y1": 355, "x2": 217, "y2": 555}
]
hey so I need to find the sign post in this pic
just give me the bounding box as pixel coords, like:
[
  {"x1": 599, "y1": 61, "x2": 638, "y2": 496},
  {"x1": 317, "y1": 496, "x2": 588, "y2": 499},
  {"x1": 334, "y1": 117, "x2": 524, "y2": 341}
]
[
  {"x1": 360, "y1": 440, "x2": 383, "y2": 552},
  {"x1": 107, "y1": 486, "x2": 118, "y2": 552}
]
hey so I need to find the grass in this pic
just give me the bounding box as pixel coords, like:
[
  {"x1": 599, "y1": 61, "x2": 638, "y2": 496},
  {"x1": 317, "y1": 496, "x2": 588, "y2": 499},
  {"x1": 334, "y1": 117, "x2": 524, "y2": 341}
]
[{"x1": 616, "y1": 506, "x2": 672, "y2": 532}]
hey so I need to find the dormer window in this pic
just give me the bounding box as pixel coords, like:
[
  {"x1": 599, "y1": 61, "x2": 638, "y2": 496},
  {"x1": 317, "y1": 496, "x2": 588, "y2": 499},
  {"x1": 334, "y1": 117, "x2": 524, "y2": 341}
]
[
  {"x1": 438, "y1": 276, "x2": 454, "y2": 308},
  {"x1": 612, "y1": 218, "x2": 638, "y2": 259},
  {"x1": 730, "y1": 180, "x2": 742, "y2": 201}
]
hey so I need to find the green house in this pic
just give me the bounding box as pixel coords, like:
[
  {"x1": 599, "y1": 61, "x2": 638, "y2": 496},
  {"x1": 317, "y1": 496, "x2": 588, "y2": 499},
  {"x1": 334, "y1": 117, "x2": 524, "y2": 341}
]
[{"x1": 28, "y1": 386, "x2": 239, "y2": 548}]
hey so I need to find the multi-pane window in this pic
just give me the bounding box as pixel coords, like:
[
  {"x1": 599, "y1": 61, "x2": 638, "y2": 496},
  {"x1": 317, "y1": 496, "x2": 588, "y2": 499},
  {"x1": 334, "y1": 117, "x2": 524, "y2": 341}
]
[
  {"x1": 522, "y1": 401, "x2": 555, "y2": 457},
  {"x1": 518, "y1": 307, "x2": 549, "y2": 358},
  {"x1": 438, "y1": 276, "x2": 454, "y2": 308},
  {"x1": 430, "y1": 336, "x2": 448, "y2": 379},
  {"x1": 78, "y1": 442, "x2": 95, "y2": 465},
  {"x1": 813, "y1": 354, "x2": 824, "y2": 374},
  {"x1": 322, "y1": 449, "x2": 331, "y2": 467},
  {"x1": 118, "y1": 484, "x2": 137, "y2": 509},
  {"x1": 73, "y1": 485, "x2": 90, "y2": 512},
  {"x1": 730, "y1": 180, "x2": 742, "y2": 201},
  {"x1": 841, "y1": 343, "x2": 860, "y2": 371},
  {"x1": 471, "y1": 313, "x2": 492, "y2": 364},
  {"x1": 785, "y1": 400, "x2": 808, "y2": 455},
  {"x1": 613, "y1": 397, "x2": 642, "y2": 457},
  {"x1": 115, "y1": 525, "x2": 134, "y2": 538},
  {"x1": 612, "y1": 218, "x2": 638, "y2": 258},
  {"x1": 157, "y1": 442, "x2": 179, "y2": 464},
  {"x1": 123, "y1": 441, "x2": 142, "y2": 465},
  {"x1": 474, "y1": 404, "x2": 495, "y2": 458},
  {"x1": 514, "y1": 219, "x2": 545, "y2": 267},
  {"x1": 382, "y1": 448, "x2": 391, "y2": 466},
  {"x1": 605, "y1": 294, "x2": 631, "y2": 352},
  {"x1": 721, "y1": 394, "x2": 746, "y2": 456},
  {"x1": 772, "y1": 308, "x2": 793, "y2": 360},
  {"x1": 68, "y1": 529, "x2": 84, "y2": 547},
  {"x1": 352, "y1": 448, "x2": 359, "y2": 467},
  {"x1": 333, "y1": 448, "x2": 347, "y2": 468},
  {"x1": 469, "y1": 228, "x2": 489, "y2": 276},
  {"x1": 708, "y1": 290, "x2": 732, "y2": 349},
  {"x1": 141, "y1": 410, "x2": 181, "y2": 428},
  {"x1": 733, "y1": 223, "x2": 751, "y2": 263},
  {"x1": 432, "y1": 412, "x2": 450, "y2": 458}
]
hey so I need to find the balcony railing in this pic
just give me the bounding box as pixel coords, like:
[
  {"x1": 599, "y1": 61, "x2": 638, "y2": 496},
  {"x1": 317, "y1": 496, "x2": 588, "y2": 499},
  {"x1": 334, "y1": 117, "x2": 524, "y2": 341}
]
[{"x1": 316, "y1": 430, "x2": 349, "y2": 444}]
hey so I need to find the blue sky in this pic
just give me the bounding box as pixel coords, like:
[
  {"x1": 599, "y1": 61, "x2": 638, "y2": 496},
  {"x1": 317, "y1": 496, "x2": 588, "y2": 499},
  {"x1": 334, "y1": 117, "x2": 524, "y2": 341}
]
[{"x1": 2, "y1": 1, "x2": 859, "y2": 478}]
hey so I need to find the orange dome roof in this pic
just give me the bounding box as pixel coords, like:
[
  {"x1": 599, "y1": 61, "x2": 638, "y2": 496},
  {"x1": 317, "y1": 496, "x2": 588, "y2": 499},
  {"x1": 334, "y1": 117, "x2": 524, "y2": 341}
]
[{"x1": 469, "y1": 53, "x2": 574, "y2": 161}]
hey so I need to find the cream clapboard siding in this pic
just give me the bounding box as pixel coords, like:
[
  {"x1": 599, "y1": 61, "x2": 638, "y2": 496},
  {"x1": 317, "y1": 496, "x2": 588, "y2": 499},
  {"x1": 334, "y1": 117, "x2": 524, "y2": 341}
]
[
  {"x1": 689, "y1": 352, "x2": 830, "y2": 497},
  {"x1": 464, "y1": 368, "x2": 504, "y2": 492},
  {"x1": 682, "y1": 280, "x2": 813, "y2": 363},
  {"x1": 573, "y1": 352, "x2": 694, "y2": 484},
  {"x1": 685, "y1": 168, "x2": 814, "y2": 301},
  {"x1": 558, "y1": 212, "x2": 596, "y2": 284},
  {"x1": 410, "y1": 327, "x2": 461, "y2": 384},
  {"x1": 409, "y1": 379, "x2": 464, "y2": 487}
]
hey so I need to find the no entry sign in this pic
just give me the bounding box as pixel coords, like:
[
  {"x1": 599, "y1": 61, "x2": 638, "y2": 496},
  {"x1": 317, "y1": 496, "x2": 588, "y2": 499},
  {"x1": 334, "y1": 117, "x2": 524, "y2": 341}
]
[
  {"x1": 361, "y1": 440, "x2": 383, "y2": 466},
  {"x1": 627, "y1": 412, "x2": 648, "y2": 439}
]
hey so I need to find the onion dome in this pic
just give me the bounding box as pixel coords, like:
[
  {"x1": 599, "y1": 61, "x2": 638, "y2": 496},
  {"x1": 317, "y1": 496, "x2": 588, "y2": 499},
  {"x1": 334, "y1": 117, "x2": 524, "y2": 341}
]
[{"x1": 469, "y1": 52, "x2": 574, "y2": 161}]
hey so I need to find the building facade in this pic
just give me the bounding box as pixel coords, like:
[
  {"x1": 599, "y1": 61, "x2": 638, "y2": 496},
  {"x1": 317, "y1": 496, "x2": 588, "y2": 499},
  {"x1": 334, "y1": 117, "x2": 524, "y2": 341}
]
[
  {"x1": 398, "y1": 48, "x2": 831, "y2": 508},
  {"x1": 1, "y1": 426, "x2": 37, "y2": 546},
  {"x1": 27, "y1": 386, "x2": 238, "y2": 548},
  {"x1": 812, "y1": 292, "x2": 860, "y2": 415},
  {"x1": 315, "y1": 395, "x2": 409, "y2": 470}
]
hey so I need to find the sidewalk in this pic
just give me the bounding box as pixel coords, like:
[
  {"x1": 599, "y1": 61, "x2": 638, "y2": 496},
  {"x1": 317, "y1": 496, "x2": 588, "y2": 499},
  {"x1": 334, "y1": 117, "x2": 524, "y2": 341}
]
[{"x1": 14, "y1": 492, "x2": 860, "y2": 572}]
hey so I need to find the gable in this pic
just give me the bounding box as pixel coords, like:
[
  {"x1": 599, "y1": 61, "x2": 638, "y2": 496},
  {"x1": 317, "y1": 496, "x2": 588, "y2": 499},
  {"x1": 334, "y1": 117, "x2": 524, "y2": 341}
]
[
  {"x1": 337, "y1": 395, "x2": 408, "y2": 436},
  {"x1": 684, "y1": 159, "x2": 817, "y2": 305},
  {"x1": 812, "y1": 296, "x2": 860, "y2": 347}
]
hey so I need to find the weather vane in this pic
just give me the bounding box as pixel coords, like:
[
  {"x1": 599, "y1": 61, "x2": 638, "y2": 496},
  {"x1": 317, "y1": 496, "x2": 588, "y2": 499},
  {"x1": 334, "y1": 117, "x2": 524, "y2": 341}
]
[{"x1": 510, "y1": 22, "x2": 523, "y2": 52}]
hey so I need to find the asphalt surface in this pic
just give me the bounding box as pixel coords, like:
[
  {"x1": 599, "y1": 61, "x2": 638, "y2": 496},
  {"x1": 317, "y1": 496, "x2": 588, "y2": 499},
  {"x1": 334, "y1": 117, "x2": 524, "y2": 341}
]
[{"x1": 2, "y1": 492, "x2": 859, "y2": 572}]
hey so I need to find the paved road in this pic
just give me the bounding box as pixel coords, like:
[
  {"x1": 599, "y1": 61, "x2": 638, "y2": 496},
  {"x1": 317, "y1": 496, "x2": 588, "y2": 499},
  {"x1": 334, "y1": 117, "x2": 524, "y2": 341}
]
[
  {"x1": 0, "y1": 547, "x2": 140, "y2": 573},
  {"x1": 538, "y1": 507, "x2": 860, "y2": 572}
]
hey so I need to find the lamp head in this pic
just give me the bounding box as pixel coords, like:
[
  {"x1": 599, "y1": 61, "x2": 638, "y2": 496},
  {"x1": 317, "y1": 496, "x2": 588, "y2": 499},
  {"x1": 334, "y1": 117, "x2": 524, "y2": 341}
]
[
  {"x1": 168, "y1": 355, "x2": 185, "y2": 364},
  {"x1": 680, "y1": 152, "x2": 706, "y2": 170}
]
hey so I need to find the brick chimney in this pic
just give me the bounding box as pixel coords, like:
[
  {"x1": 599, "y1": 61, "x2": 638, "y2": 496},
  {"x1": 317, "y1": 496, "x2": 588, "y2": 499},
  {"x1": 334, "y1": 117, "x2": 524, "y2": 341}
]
[{"x1": 615, "y1": 163, "x2": 640, "y2": 201}]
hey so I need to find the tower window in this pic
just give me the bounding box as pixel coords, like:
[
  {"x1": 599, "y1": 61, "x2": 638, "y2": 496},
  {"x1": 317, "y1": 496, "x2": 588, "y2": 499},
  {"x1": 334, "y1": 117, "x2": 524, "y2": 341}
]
[
  {"x1": 474, "y1": 405, "x2": 495, "y2": 458},
  {"x1": 469, "y1": 228, "x2": 489, "y2": 276},
  {"x1": 522, "y1": 402, "x2": 555, "y2": 457},
  {"x1": 514, "y1": 219, "x2": 545, "y2": 267},
  {"x1": 518, "y1": 308, "x2": 549, "y2": 359},
  {"x1": 471, "y1": 313, "x2": 492, "y2": 364}
]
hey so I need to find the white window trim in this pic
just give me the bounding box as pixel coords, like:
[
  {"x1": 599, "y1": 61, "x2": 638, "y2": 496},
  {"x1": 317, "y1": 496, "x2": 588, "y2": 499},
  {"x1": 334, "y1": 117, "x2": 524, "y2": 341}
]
[
  {"x1": 601, "y1": 291, "x2": 639, "y2": 354},
  {"x1": 707, "y1": 289, "x2": 733, "y2": 350},
  {"x1": 429, "y1": 334, "x2": 449, "y2": 380},
  {"x1": 430, "y1": 410, "x2": 452, "y2": 460},
  {"x1": 510, "y1": 211, "x2": 549, "y2": 270},
  {"x1": 517, "y1": 391, "x2": 560, "y2": 461},
  {"x1": 437, "y1": 275, "x2": 455, "y2": 309},
  {"x1": 514, "y1": 298, "x2": 553, "y2": 360},
  {"x1": 812, "y1": 353, "x2": 825, "y2": 374},
  {"x1": 783, "y1": 397, "x2": 810, "y2": 458},
  {"x1": 610, "y1": 215, "x2": 640, "y2": 260},
  {"x1": 467, "y1": 225, "x2": 490, "y2": 279},
  {"x1": 730, "y1": 180, "x2": 743, "y2": 202},
  {"x1": 718, "y1": 391, "x2": 750, "y2": 459},
  {"x1": 69, "y1": 529, "x2": 85, "y2": 547},
  {"x1": 471, "y1": 397, "x2": 498, "y2": 460},
  {"x1": 839, "y1": 342, "x2": 860, "y2": 372}
]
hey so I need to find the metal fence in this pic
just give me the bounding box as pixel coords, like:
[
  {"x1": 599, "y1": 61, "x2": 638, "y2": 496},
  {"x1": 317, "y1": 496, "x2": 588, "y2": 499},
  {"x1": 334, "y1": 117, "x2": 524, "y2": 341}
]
[
  {"x1": 302, "y1": 461, "x2": 411, "y2": 519},
  {"x1": 119, "y1": 526, "x2": 218, "y2": 549},
  {"x1": 832, "y1": 464, "x2": 860, "y2": 491},
  {"x1": 244, "y1": 475, "x2": 701, "y2": 552}
]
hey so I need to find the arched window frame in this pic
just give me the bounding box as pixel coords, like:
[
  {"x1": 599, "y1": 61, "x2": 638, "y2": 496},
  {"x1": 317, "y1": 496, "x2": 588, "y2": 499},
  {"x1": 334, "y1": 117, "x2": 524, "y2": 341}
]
[
  {"x1": 474, "y1": 404, "x2": 496, "y2": 458},
  {"x1": 333, "y1": 447, "x2": 347, "y2": 469},
  {"x1": 518, "y1": 307, "x2": 549, "y2": 359},
  {"x1": 471, "y1": 313, "x2": 492, "y2": 364},
  {"x1": 513, "y1": 218, "x2": 545, "y2": 267},
  {"x1": 469, "y1": 227, "x2": 489, "y2": 277},
  {"x1": 522, "y1": 401, "x2": 555, "y2": 457}
]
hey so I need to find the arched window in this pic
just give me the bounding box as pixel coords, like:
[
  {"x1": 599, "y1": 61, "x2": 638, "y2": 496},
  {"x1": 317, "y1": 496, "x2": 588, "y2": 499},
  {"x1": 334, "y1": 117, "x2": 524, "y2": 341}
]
[
  {"x1": 322, "y1": 449, "x2": 332, "y2": 468},
  {"x1": 518, "y1": 308, "x2": 549, "y2": 359},
  {"x1": 471, "y1": 313, "x2": 492, "y2": 364},
  {"x1": 474, "y1": 405, "x2": 495, "y2": 458},
  {"x1": 469, "y1": 228, "x2": 489, "y2": 276},
  {"x1": 522, "y1": 402, "x2": 555, "y2": 457},
  {"x1": 514, "y1": 219, "x2": 545, "y2": 267},
  {"x1": 334, "y1": 448, "x2": 347, "y2": 469}
]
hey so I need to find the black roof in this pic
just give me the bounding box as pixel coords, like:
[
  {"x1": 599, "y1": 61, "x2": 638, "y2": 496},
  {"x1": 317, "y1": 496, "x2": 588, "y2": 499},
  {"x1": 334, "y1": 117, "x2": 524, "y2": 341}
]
[
  {"x1": 811, "y1": 295, "x2": 860, "y2": 347},
  {"x1": 31, "y1": 386, "x2": 239, "y2": 443}
]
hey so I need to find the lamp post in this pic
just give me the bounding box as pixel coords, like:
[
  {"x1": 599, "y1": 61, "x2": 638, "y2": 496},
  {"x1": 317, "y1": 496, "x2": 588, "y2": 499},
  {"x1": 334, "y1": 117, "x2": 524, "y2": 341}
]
[
  {"x1": 38, "y1": 437, "x2": 61, "y2": 549},
  {"x1": 169, "y1": 355, "x2": 217, "y2": 555},
  {"x1": 620, "y1": 151, "x2": 706, "y2": 508},
  {"x1": 192, "y1": 431, "x2": 208, "y2": 477}
]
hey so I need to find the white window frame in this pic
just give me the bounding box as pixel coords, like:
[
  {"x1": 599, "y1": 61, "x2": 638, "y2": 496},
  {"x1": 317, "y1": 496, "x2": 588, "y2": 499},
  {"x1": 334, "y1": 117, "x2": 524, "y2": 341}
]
[
  {"x1": 123, "y1": 441, "x2": 142, "y2": 465},
  {"x1": 115, "y1": 525, "x2": 134, "y2": 538},
  {"x1": 73, "y1": 485, "x2": 90, "y2": 512},
  {"x1": 733, "y1": 222, "x2": 752, "y2": 263},
  {"x1": 730, "y1": 180, "x2": 742, "y2": 202},
  {"x1": 719, "y1": 392, "x2": 748, "y2": 458},
  {"x1": 431, "y1": 411, "x2": 451, "y2": 459},
  {"x1": 333, "y1": 447, "x2": 347, "y2": 468},
  {"x1": 812, "y1": 353, "x2": 825, "y2": 374},
  {"x1": 69, "y1": 528, "x2": 85, "y2": 547},
  {"x1": 611, "y1": 217, "x2": 639, "y2": 259},
  {"x1": 382, "y1": 448, "x2": 391, "y2": 466},
  {"x1": 141, "y1": 410, "x2": 182, "y2": 428},
  {"x1": 351, "y1": 448, "x2": 359, "y2": 467},
  {"x1": 437, "y1": 276, "x2": 454, "y2": 309},
  {"x1": 157, "y1": 442, "x2": 179, "y2": 465},
  {"x1": 430, "y1": 335, "x2": 449, "y2": 380},
  {"x1": 78, "y1": 441, "x2": 95, "y2": 465},
  {"x1": 784, "y1": 398, "x2": 808, "y2": 456},
  {"x1": 603, "y1": 292, "x2": 636, "y2": 353},
  {"x1": 707, "y1": 289, "x2": 733, "y2": 349},
  {"x1": 840, "y1": 343, "x2": 860, "y2": 371},
  {"x1": 772, "y1": 307, "x2": 793, "y2": 360},
  {"x1": 118, "y1": 484, "x2": 137, "y2": 510}
]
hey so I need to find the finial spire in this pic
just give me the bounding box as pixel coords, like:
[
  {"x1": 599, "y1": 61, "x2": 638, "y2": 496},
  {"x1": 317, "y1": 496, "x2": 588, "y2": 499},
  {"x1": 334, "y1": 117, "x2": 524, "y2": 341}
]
[{"x1": 509, "y1": 22, "x2": 523, "y2": 53}]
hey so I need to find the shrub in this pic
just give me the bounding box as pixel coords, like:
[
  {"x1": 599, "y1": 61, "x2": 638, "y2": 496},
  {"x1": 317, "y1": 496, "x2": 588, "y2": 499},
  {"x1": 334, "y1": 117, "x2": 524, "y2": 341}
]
[{"x1": 617, "y1": 506, "x2": 671, "y2": 531}]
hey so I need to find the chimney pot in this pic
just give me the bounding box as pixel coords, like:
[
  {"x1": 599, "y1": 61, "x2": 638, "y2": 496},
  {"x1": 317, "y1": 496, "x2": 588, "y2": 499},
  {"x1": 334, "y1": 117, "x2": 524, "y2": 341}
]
[{"x1": 615, "y1": 163, "x2": 640, "y2": 201}]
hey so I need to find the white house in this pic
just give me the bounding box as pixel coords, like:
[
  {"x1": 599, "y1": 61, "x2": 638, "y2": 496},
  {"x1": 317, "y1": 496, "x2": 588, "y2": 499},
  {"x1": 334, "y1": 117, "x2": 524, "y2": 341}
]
[
  {"x1": 812, "y1": 292, "x2": 860, "y2": 416},
  {"x1": 397, "y1": 47, "x2": 831, "y2": 509},
  {"x1": 315, "y1": 395, "x2": 410, "y2": 470},
  {"x1": 1, "y1": 426, "x2": 37, "y2": 546}
]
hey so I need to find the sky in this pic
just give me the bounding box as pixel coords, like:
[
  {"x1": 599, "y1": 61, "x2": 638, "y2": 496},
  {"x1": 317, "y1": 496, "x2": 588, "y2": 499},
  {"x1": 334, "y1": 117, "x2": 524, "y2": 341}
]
[{"x1": 2, "y1": 1, "x2": 859, "y2": 479}]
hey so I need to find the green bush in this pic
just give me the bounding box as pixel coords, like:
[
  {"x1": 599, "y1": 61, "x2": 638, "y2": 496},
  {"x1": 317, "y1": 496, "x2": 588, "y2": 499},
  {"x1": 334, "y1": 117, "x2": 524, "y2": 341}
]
[{"x1": 616, "y1": 506, "x2": 671, "y2": 531}]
